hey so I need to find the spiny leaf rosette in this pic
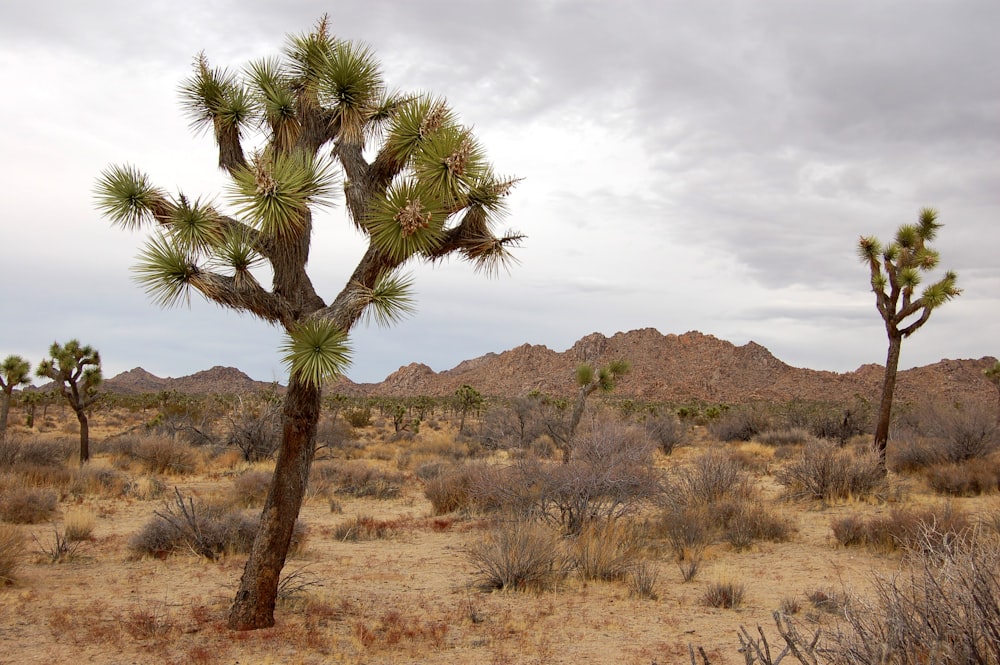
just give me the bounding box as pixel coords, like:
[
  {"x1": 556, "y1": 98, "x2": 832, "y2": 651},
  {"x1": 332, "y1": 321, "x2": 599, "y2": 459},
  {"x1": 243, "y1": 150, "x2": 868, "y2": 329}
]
[{"x1": 93, "y1": 16, "x2": 522, "y2": 630}]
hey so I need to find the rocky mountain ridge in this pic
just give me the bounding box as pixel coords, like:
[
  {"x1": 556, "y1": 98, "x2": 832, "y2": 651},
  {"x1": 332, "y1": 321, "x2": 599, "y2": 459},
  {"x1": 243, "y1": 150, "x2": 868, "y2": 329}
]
[{"x1": 99, "y1": 329, "x2": 998, "y2": 408}]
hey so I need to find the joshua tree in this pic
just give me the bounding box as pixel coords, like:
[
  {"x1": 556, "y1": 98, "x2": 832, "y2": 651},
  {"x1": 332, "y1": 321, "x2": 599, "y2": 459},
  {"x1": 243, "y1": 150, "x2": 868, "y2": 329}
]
[
  {"x1": 454, "y1": 384, "x2": 483, "y2": 434},
  {"x1": 94, "y1": 17, "x2": 520, "y2": 630},
  {"x1": 549, "y1": 360, "x2": 630, "y2": 462},
  {"x1": 36, "y1": 340, "x2": 103, "y2": 463},
  {"x1": 858, "y1": 208, "x2": 960, "y2": 471},
  {"x1": 0, "y1": 355, "x2": 32, "y2": 441}
]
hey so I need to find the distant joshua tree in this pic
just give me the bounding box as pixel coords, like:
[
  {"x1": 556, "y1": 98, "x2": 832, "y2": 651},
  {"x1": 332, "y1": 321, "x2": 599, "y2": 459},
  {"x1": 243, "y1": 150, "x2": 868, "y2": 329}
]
[
  {"x1": 549, "y1": 360, "x2": 630, "y2": 463},
  {"x1": 858, "y1": 208, "x2": 960, "y2": 472},
  {"x1": 0, "y1": 355, "x2": 32, "y2": 441},
  {"x1": 36, "y1": 340, "x2": 103, "y2": 463},
  {"x1": 454, "y1": 384, "x2": 484, "y2": 434},
  {"x1": 94, "y1": 17, "x2": 520, "y2": 630}
]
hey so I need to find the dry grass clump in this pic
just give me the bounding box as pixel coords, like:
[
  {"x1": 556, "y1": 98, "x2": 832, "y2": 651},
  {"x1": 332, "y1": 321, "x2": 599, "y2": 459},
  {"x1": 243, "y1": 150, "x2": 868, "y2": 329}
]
[
  {"x1": 0, "y1": 487, "x2": 58, "y2": 524},
  {"x1": 777, "y1": 441, "x2": 888, "y2": 502},
  {"x1": 107, "y1": 434, "x2": 201, "y2": 475},
  {"x1": 0, "y1": 524, "x2": 25, "y2": 585},
  {"x1": 757, "y1": 427, "x2": 816, "y2": 447},
  {"x1": 467, "y1": 521, "x2": 570, "y2": 591},
  {"x1": 570, "y1": 521, "x2": 646, "y2": 581},
  {"x1": 62, "y1": 505, "x2": 96, "y2": 541},
  {"x1": 69, "y1": 465, "x2": 133, "y2": 498},
  {"x1": 332, "y1": 515, "x2": 405, "y2": 541},
  {"x1": 831, "y1": 503, "x2": 971, "y2": 553},
  {"x1": 353, "y1": 609, "x2": 449, "y2": 651},
  {"x1": 702, "y1": 578, "x2": 746, "y2": 608}
]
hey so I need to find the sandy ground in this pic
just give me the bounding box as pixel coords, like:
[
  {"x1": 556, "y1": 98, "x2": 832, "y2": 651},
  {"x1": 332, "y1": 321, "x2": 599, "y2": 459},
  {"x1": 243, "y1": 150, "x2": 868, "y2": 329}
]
[{"x1": 0, "y1": 410, "x2": 991, "y2": 664}]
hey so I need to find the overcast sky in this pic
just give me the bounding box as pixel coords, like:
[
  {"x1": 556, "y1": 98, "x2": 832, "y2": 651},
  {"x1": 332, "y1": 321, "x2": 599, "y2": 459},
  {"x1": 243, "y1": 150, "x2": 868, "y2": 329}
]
[{"x1": 1, "y1": 1, "x2": 997, "y2": 385}]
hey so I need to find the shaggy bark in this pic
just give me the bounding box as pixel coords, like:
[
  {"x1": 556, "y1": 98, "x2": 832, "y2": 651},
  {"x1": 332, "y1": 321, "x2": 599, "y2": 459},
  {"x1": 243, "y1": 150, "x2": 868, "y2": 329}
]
[
  {"x1": 228, "y1": 376, "x2": 320, "y2": 629},
  {"x1": 873, "y1": 334, "x2": 902, "y2": 472}
]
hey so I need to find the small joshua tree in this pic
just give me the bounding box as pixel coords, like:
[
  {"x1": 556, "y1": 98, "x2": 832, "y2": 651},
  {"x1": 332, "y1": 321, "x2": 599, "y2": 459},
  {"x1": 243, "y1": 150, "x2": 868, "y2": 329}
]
[
  {"x1": 454, "y1": 384, "x2": 483, "y2": 434},
  {"x1": 0, "y1": 355, "x2": 32, "y2": 442},
  {"x1": 549, "y1": 360, "x2": 630, "y2": 463},
  {"x1": 36, "y1": 341, "x2": 102, "y2": 463},
  {"x1": 858, "y1": 208, "x2": 960, "y2": 472}
]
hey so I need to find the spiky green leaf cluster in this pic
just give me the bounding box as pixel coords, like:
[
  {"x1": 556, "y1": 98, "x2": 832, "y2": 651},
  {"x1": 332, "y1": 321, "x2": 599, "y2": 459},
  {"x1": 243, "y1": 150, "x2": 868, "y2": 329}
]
[
  {"x1": 133, "y1": 233, "x2": 198, "y2": 307},
  {"x1": 180, "y1": 53, "x2": 257, "y2": 137},
  {"x1": 94, "y1": 165, "x2": 162, "y2": 230},
  {"x1": 230, "y1": 150, "x2": 338, "y2": 238},
  {"x1": 281, "y1": 319, "x2": 352, "y2": 387},
  {"x1": 366, "y1": 179, "x2": 446, "y2": 261},
  {"x1": 359, "y1": 271, "x2": 417, "y2": 327}
]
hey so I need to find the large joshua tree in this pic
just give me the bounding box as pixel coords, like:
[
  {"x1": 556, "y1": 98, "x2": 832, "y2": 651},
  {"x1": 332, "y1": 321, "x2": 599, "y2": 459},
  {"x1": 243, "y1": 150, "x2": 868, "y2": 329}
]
[
  {"x1": 0, "y1": 355, "x2": 32, "y2": 441},
  {"x1": 36, "y1": 340, "x2": 103, "y2": 463},
  {"x1": 94, "y1": 17, "x2": 521, "y2": 630},
  {"x1": 858, "y1": 208, "x2": 960, "y2": 472}
]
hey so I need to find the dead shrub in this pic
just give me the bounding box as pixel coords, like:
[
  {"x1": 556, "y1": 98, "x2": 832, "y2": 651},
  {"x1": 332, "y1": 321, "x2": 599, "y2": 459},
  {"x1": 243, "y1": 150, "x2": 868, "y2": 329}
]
[
  {"x1": 312, "y1": 461, "x2": 404, "y2": 500},
  {"x1": 0, "y1": 436, "x2": 72, "y2": 467},
  {"x1": 570, "y1": 521, "x2": 645, "y2": 581},
  {"x1": 707, "y1": 407, "x2": 769, "y2": 442},
  {"x1": 69, "y1": 466, "x2": 132, "y2": 497},
  {"x1": 423, "y1": 463, "x2": 477, "y2": 515},
  {"x1": 0, "y1": 524, "x2": 25, "y2": 585},
  {"x1": 757, "y1": 427, "x2": 816, "y2": 447},
  {"x1": 777, "y1": 441, "x2": 888, "y2": 502},
  {"x1": 128, "y1": 489, "x2": 305, "y2": 559},
  {"x1": 719, "y1": 501, "x2": 794, "y2": 550},
  {"x1": 673, "y1": 450, "x2": 754, "y2": 505},
  {"x1": 644, "y1": 414, "x2": 689, "y2": 455},
  {"x1": 0, "y1": 487, "x2": 58, "y2": 524},
  {"x1": 230, "y1": 470, "x2": 272, "y2": 508},
  {"x1": 831, "y1": 503, "x2": 971, "y2": 553},
  {"x1": 830, "y1": 528, "x2": 1000, "y2": 663},
  {"x1": 467, "y1": 521, "x2": 569, "y2": 591},
  {"x1": 626, "y1": 561, "x2": 660, "y2": 600},
  {"x1": 226, "y1": 394, "x2": 282, "y2": 462},
  {"x1": 924, "y1": 460, "x2": 1000, "y2": 496}
]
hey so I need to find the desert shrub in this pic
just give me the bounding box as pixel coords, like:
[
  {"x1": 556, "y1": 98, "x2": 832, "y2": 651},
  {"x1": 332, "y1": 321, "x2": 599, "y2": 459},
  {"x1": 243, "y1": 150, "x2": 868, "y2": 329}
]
[
  {"x1": 0, "y1": 436, "x2": 72, "y2": 467},
  {"x1": 626, "y1": 561, "x2": 659, "y2": 600},
  {"x1": 570, "y1": 521, "x2": 645, "y2": 581},
  {"x1": 924, "y1": 460, "x2": 1000, "y2": 496},
  {"x1": 652, "y1": 504, "x2": 711, "y2": 561},
  {"x1": 831, "y1": 504, "x2": 971, "y2": 554},
  {"x1": 313, "y1": 461, "x2": 405, "y2": 499},
  {"x1": 757, "y1": 427, "x2": 815, "y2": 447},
  {"x1": 707, "y1": 407, "x2": 769, "y2": 442},
  {"x1": 342, "y1": 406, "x2": 372, "y2": 428},
  {"x1": 332, "y1": 515, "x2": 402, "y2": 541},
  {"x1": 829, "y1": 528, "x2": 1000, "y2": 664},
  {"x1": 467, "y1": 521, "x2": 569, "y2": 591},
  {"x1": 0, "y1": 487, "x2": 58, "y2": 524},
  {"x1": 230, "y1": 470, "x2": 273, "y2": 508},
  {"x1": 777, "y1": 441, "x2": 887, "y2": 502},
  {"x1": 921, "y1": 403, "x2": 1000, "y2": 463},
  {"x1": 423, "y1": 463, "x2": 476, "y2": 515},
  {"x1": 719, "y1": 501, "x2": 794, "y2": 550},
  {"x1": 69, "y1": 465, "x2": 132, "y2": 497},
  {"x1": 702, "y1": 579, "x2": 746, "y2": 608},
  {"x1": 314, "y1": 415, "x2": 356, "y2": 457},
  {"x1": 128, "y1": 490, "x2": 305, "y2": 559},
  {"x1": 672, "y1": 449, "x2": 754, "y2": 505},
  {"x1": 476, "y1": 398, "x2": 545, "y2": 450},
  {"x1": 644, "y1": 414, "x2": 689, "y2": 455},
  {"x1": 226, "y1": 396, "x2": 281, "y2": 462},
  {"x1": 111, "y1": 435, "x2": 200, "y2": 475},
  {"x1": 0, "y1": 524, "x2": 25, "y2": 585},
  {"x1": 4, "y1": 463, "x2": 74, "y2": 491},
  {"x1": 889, "y1": 437, "x2": 947, "y2": 473}
]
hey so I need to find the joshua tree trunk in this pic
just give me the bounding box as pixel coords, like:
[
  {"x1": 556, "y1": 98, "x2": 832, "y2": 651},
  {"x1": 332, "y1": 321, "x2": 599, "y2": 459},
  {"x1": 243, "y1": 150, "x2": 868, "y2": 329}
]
[
  {"x1": 873, "y1": 334, "x2": 902, "y2": 473},
  {"x1": 228, "y1": 375, "x2": 321, "y2": 630},
  {"x1": 74, "y1": 408, "x2": 90, "y2": 463},
  {"x1": 0, "y1": 395, "x2": 10, "y2": 442}
]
